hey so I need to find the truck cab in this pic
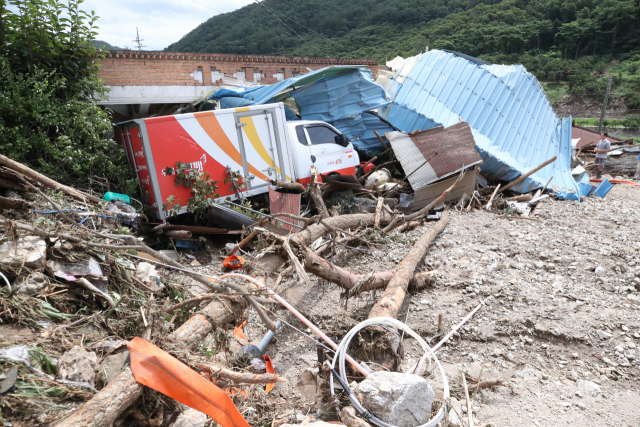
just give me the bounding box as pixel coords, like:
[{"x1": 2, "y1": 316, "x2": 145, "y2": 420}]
[{"x1": 286, "y1": 120, "x2": 360, "y2": 185}]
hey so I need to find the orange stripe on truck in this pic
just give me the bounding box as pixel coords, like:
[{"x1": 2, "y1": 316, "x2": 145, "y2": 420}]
[{"x1": 194, "y1": 113, "x2": 269, "y2": 182}]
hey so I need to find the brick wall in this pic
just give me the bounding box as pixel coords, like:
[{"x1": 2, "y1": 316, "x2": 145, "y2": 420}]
[{"x1": 98, "y1": 51, "x2": 384, "y2": 86}]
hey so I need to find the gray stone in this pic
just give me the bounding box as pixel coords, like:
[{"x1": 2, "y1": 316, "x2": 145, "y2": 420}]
[
  {"x1": 356, "y1": 371, "x2": 434, "y2": 427},
  {"x1": 99, "y1": 351, "x2": 129, "y2": 384},
  {"x1": 14, "y1": 272, "x2": 48, "y2": 295},
  {"x1": 595, "y1": 266, "x2": 605, "y2": 275},
  {"x1": 596, "y1": 330, "x2": 613, "y2": 339},
  {"x1": 627, "y1": 294, "x2": 640, "y2": 306},
  {"x1": 0, "y1": 236, "x2": 47, "y2": 275},
  {"x1": 576, "y1": 379, "x2": 601, "y2": 397},
  {"x1": 173, "y1": 408, "x2": 207, "y2": 427},
  {"x1": 57, "y1": 346, "x2": 98, "y2": 387}
]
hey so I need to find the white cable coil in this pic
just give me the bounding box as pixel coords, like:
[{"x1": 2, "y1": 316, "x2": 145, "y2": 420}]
[{"x1": 329, "y1": 317, "x2": 449, "y2": 427}]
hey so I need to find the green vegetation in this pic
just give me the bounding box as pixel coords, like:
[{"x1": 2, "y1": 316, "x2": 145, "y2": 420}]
[
  {"x1": 575, "y1": 116, "x2": 640, "y2": 130},
  {"x1": 0, "y1": 0, "x2": 132, "y2": 193},
  {"x1": 168, "y1": 0, "x2": 640, "y2": 110}
]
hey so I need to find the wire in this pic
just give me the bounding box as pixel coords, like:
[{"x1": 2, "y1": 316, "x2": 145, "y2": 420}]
[
  {"x1": 254, "y1": 0, "x2": 344, "y2": 49},
  {"x1": 189, "y1": 0, "x2": 226, "y2": 14}
]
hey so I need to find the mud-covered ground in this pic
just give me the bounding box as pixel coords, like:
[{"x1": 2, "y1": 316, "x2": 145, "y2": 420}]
[{"x1": 219, "y1": 184, "x2": 640, "y2": 427}]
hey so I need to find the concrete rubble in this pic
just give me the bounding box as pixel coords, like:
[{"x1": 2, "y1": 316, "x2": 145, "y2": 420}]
[{"x1": 57, "y1": 346, "x2": 98, "y2": 387}]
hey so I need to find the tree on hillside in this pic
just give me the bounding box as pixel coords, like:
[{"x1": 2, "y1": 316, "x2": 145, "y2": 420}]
[{"x1": 0, "y1": 0, "x2": 132, "y2": 192}]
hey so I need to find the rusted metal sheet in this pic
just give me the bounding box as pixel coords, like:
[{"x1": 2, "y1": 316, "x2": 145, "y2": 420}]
[
  {"x1": 572, "y1": 125, "x2": 623, "y2": 149},
  {"x1": 268, "y1": 187, "x2": 301, "y2": 232},
  {"x1": 386, "y1": 121, "x2": 482, "y2": 190}
]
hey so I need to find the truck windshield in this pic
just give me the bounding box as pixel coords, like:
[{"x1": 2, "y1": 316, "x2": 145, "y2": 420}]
[{"x1": 306, "y1": 126, "x2": 339, "y2": 145}]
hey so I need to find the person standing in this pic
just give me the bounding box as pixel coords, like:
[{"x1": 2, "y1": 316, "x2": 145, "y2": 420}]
[
  {"x1": 634, "y1": 150, "x2": 640, "y2": 180},
  {"x1": 594, "y1": 132, "x2": 611, "y2": 179}
]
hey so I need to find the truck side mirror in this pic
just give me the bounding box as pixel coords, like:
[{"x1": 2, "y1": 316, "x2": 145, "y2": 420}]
[
  {"x1": 335, "y1": 134, "x2": 349, "y2": 147},
  {"x1": 310, "y1": 155, "x2": 316, "y2": 163}
]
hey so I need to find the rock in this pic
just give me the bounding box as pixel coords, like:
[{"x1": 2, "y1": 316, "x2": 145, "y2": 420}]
[
  {"x1": 295, "y1": 368, "x2": 323, "y2": 402},
  {"x1": 595, "y1": 266, "x2": 605, "y2": 275},
  {"x1": 14, "y1": 272, "x2": 47, "y2": 295},
  {"x1": 341, "y1": 406, "x2": 372, "y2": 427},
  {"x1": 627, "y1": 294, "x2": 640, "y2": 306},
  {"x1": 0, "y1": 236, "x2": 47, "y2": 275},
  {"x1": 356, "y1": 371, "x2": 434, "y2": 427},
  {"x1": 447, "y1": 397, "x2": 463, "y2": 427},
  {"x1": 596, "y1": 330, "x2": 612, "y2": 339},
  {"x1": 57, "y1": 346, "x2": 98, "y2": 387},
  {"x1": 615, "y1": 345, "x2": 624, "y2": 353},
  {"x1": 99, "y1": 351, "x2": 129, "y2": 384},
  {"x1": 136, "y1": 262, "x2": 158, "y2": 285},
  {"x1": 576, "y1": 379, "x2": 601, "y2": 397},
  {"x1": 173, "y1": 408, "x2": 207, "y2": 427}
]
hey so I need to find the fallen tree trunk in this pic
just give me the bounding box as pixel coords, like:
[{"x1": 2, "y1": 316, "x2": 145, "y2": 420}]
[
  {"x1": 309, "y1": 185, "x2": 330, "y2": 219},
  {"x1": 54, "y1": 296, "x2": 248, "y2": 427},
  {"x1": 369, "y1": 210, "x2": 449, "y2": 319},
  {"x1": 0, "y1": 177, "x2": 29, "y2": 192},
  {"x1": 291, "y1": 212, "x2": 393, "y2": 247},
  {"x1": 302, "y1": 247, "x2": 436, "y2": 293},
  {"x1": 53, "y1": 367, "x2": 142, "y2": 427},
  {"x1": 0, "y1": 195, "x2": 31, "y2": 210},
  {"x1": 0, "y1": 153, "x2": 101, "y2": 203}
]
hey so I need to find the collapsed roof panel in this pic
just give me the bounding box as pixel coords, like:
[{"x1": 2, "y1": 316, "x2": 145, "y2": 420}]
[
  {"x1": 204, "y1": 66, "x2": 392, "y2": 153},
  {"x1": 379, "y1": 50, "x2": 579, "y2": 198},
  {"x1": 386, "y1": 122, "x2": 482, "y2": 190}
]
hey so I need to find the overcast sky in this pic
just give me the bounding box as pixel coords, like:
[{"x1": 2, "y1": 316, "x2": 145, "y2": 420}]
[{"x1": 83, "y1": 0, "x2": 254, "y2": 50}]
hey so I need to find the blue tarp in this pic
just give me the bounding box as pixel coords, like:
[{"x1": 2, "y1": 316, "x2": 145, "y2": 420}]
[
  {"x1": 203, "y1": 66, "x2": 392, "y2": 153},
  {"x1": 379, "y1": 50, "x2": 580, "y2": 198}
]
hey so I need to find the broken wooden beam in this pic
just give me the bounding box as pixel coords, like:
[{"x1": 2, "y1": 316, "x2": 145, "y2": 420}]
[
  {"x1": 269, "y1": 179, "x2": 306, "y2": 193},
  {"x1": 498, "y1": 156, "x2": 557, "y2": 193}
]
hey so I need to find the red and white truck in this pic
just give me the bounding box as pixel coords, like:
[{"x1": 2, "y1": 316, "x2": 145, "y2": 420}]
[{"x1": 116, "y1": 103, "x2": 360, "y2": 220}]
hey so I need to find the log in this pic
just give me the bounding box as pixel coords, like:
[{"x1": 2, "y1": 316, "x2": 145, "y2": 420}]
[
  {"x1": 0, "y1": 153, "x2": 101, "y2": 203},
  {"x1": 53, "y1": 367, "x2": 142, "y2": 427},
  {"x1": 373, "y1": 197, "x2": 384, "y2": 228},
  {"x1": 0, "y1": 177, "x2": 29, "y2": 192},
  {"x1": 0, "y1": 195, "x2": 30, "y2": 210},
  {"x1": 302, "y1": 247, "x2": 436, "y2": 293},
  {"x1": 504, "y1": 194, "x2": 532, "y2": 202},
  {"x1": 498, "y1": 156, "x2": 557, "y2": 193},
  {"x1": 164, "y1": 230, "x2": 192, "y2": 238},
  {"x1": 269, "y1": 179, "x2": 306, "y2": 193},
  {"x1": 369, "y1": 210, "x2": 449, "y2": 319},
  {"x1": 291, "y1": 212, "x2": 393, "y2": 247},
  {"x1": 373, "y1": 130, "x2": 389, "y2": 149},
  {"x1": 309, "y1": 185, "x2": 330, "y2": 219},
  {"x1": 53, "y1": 297, "x2": 247, "y2": 427}
]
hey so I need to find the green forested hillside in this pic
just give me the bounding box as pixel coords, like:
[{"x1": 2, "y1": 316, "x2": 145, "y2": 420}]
[{"x1": 167, "y1": 0, "x2": 640, "y2": 109}]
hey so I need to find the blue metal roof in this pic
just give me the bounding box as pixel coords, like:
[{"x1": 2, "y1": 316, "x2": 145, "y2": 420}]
[
  {"x1": 380, "y1": 50, "x2": 579, "y2": 197},
  {"x1": 204, "y1": 66, "x2": 391, "y2": 153}
]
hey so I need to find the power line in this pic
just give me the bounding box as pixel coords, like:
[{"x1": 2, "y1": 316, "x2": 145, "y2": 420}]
[
  {"x1": 189, "y1": 0, "x2": 226, "y2": 14},
  {"x1": 254, "y1": 0, "x2": 344, "y2": 49}
]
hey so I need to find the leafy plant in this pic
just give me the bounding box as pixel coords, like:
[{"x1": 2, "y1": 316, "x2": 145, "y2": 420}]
[
  {"x1": 162, "y1": 161, "x2": 220, "y2": 219},
  {"x1": 224, "y1": 166, "x2": 247, "y2": 196},
  {"x1": 0, "y1": 0, "x2": 133, "y2": 193}
]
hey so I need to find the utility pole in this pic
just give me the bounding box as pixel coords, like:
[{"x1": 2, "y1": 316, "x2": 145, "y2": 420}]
[
  {"x1": 132, "y1": 27, "x2": 146, "y2": 51},
  {"x1": 598, "y1": 77, "x2": 613, "y2": 134}
]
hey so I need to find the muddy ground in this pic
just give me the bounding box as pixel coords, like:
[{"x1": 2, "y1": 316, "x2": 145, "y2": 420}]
[{"x1": 204, "y1": 184, "x2": 640, "y2": 427}]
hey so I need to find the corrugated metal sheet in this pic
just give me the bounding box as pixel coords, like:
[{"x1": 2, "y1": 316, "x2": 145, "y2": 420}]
[
  {"x1": 380, "y1": 50, "x2": 580, "y2": 197},
  {"x1": 386, "y1": 122, "x2": 482, "y2": 189},
  {"x1": 269, "y1": 187, "x2": 301, "y2": 232},
  {"x1": 572, "y1": 125, "x2": 623, "y2": 148},
  {"x1": 206, "y1": 66, "x2": 392, "y2": 153}
]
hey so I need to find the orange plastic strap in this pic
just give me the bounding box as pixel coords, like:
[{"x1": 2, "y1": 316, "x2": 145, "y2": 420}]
[
  {"x1": 233, "y1": 320, "x2": 248, "y2": 346},
  {"x1": 128, "y1": 337, "x2": 250, "y2": 427},
  {"x1": 263, "y1": 355, "x2": 274, "y2": 393}
]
